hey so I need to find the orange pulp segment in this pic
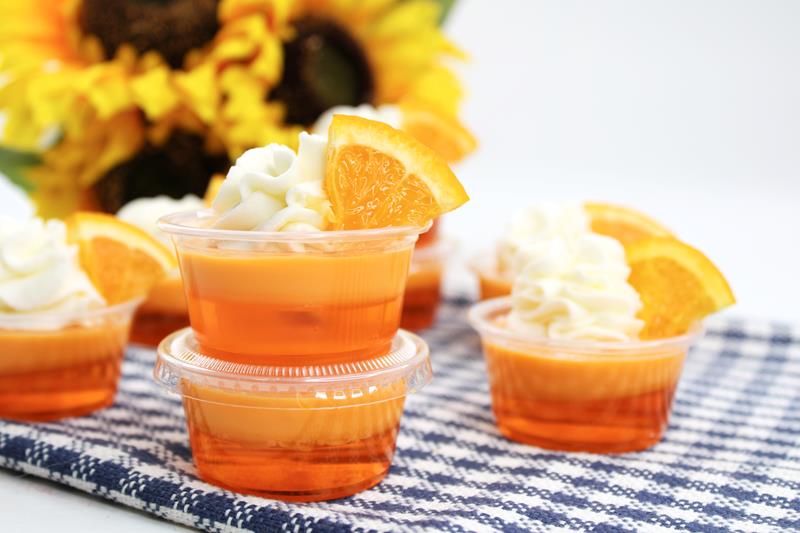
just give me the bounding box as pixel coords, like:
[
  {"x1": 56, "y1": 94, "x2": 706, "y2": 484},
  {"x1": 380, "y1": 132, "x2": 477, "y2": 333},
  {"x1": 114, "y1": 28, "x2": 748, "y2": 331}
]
[
  {"x1": 325, "y1": 115, "x2": 468, "y2": 230},
  {"x1": 400, "y1": 104, "x2": 477, "y2": 163},
  {"x1": 626, "y1": 237, "x2": 735, "y2": 339},
  {"x1": 66, "y1": 212, "x2": 176, "y2": 304},
  {"x1": 586, "y1": 202, "x2": 673, "y2": 245}
]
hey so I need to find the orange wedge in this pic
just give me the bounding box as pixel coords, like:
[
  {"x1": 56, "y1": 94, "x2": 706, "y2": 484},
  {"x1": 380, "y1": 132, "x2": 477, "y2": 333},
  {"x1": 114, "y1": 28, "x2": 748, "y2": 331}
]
[
  {"x1": 325, "y1": 115, "x2": 469, "y2": 230},
  {"x1": 66, "y1": 212, "x2": 177, "y2": 304},
  {"x1": 626, "y1": 237, "x2": 735, "y2": 339},
  {"x1": 400, "y1": 104, "x2": 477, "y2": 163},
  {"x1": 586, "y1": 202, "x2": 673, "y2": 245},
  {"x1": 204, "y1": 174, "x2": 225, "y2": 206}
]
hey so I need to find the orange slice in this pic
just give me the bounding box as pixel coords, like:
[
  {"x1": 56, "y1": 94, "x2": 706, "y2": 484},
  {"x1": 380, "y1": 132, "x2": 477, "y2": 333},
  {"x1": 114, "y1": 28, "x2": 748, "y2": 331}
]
[
  {"x1": 66, "y1": 212, "x2": 177, "y2": 304},
  {"x1": 325, "y1": 115, "x2": 469, "y2": 230},
  {"x1": 626, "y1": 237, "x2": 735, "y2": 339},
  {"x1": 586, "y1": 202, "x2": 673, "y2": 245},
  {"x1": 204, "y1": 174, "x2": 225, "y2": 206},
  {"x1": 400, "y1": 104, "x2": 477, "y2": 163}
]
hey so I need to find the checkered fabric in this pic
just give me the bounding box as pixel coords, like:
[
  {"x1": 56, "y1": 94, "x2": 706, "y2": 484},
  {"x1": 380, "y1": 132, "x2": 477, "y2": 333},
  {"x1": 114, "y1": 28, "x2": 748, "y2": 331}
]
[{"x1": 1, "y1": 299, "x2": 799, "y2": 532}]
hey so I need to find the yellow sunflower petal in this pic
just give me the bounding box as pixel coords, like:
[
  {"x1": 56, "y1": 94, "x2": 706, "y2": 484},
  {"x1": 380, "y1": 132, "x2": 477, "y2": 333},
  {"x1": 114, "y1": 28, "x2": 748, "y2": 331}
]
[
  {"x1": 131, "y1": 66, "x2": 180, "y2": 119},
  {"x1": 174, "y1": 62, "x2": 219, "y2": 123}
]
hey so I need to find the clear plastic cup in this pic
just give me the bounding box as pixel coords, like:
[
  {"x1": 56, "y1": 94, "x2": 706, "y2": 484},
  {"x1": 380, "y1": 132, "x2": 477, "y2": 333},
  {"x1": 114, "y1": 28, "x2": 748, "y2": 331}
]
[
  {"x1": 155, "y1": 327, "x2": 431, "y2": 502},
  {"x1": 159, "y1": 210, "x2": 427, "y2": 363},
  {"x1": 0, "y1": 299, "x2": 141, "y2": 421},
  {"x1": 469, "y1": 297, "x2": 701, "y2": 453},
  {"x1": 469, "y1": 252, "x2": 512, "y2": 300},
  {"x1": 401, "y1": 237, "x2": 455, "y2": 331},
  {"x1": 130, "y1": 273, "x2": 189, "y2": 347}
]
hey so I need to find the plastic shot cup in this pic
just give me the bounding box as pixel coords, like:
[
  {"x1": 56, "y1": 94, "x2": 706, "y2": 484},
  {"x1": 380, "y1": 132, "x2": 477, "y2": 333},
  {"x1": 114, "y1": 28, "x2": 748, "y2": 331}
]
[
  {"x1": 159, "y1": 210, "x2": 427, "y2": 363},
  {"x1": 0, "y1": 299, "x2": 140, "y2": 421},
  {"x1": 155, "y1": 327, "x2": 431, "y2": 502},
  {"x1": 469, "y1": 297, "x2": 701, "y2": 453},
  {"x1": 401, "y1": 238, "x2": 454, "y2": 331},
  {"x1": 469, "y1": 253, "x2": 512, "y2": 300},
  {"x1": 130, "y1": 273, "x2": 189, "y2": 347}
]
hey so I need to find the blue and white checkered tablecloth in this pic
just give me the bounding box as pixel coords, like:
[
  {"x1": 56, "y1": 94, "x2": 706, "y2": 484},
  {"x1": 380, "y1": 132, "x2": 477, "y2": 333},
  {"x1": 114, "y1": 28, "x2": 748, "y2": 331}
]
[{"x1": 1, "y1": 299, "x2": 799, "y2": 532}]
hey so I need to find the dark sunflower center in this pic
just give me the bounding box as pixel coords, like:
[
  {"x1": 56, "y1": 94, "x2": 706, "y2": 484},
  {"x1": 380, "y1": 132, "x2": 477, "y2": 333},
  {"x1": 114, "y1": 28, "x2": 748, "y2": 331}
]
[
  {"x1": 79, "y1": 0, "x2": 220, "y2": 68},
  {"x1": 93, "y1": 131, "x2": 229, "y2": 213},
  {"x1": 271, "y1": 17, "x2": 374, "y2": 126}
]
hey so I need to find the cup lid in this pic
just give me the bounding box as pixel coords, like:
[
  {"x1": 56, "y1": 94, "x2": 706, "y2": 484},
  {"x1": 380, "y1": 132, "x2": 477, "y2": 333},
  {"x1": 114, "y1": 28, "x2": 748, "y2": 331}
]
[{"x1": 154, "y1": 328, "x2": 432, "y2": 400}]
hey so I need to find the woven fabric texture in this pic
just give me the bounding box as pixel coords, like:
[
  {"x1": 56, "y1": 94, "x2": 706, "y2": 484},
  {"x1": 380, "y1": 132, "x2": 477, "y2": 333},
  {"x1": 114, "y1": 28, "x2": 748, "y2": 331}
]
[{"x1": 1, "y1": 300, "x2": 799, "y2": 532}]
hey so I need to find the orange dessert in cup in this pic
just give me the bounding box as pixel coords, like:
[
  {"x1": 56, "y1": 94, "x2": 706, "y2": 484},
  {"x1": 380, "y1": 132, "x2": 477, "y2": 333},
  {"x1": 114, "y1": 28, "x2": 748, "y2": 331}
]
[
  {"x1": 472, "y1": 202, "x2": 674, "y2": 300},
  {"x1": 470, "y1": 204, "x2": 734, "y2": 453},
  {"x1": 155, "y1": 116, "x2": 468, "y2": 500},
  {"x1": 116, "y1": 195, "x2": 205, "y2": 346},
  {"x1": 0, "y1": 214, "x2": 172, "y2": 421},
  {"x1": 155, "y1": 327, "x2": 431, "y2": 501},
  {"x1": 162, "y1": 119, "x2": 467, "y2": 363}
]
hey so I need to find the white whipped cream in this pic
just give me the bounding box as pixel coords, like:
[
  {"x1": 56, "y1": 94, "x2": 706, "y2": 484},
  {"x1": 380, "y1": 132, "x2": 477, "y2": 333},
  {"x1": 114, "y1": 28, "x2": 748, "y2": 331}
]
[
  {"x1": 0, "y1": 217, "x2": 105, "y2": 323},
  {"x1": 508, "y1": 234, "x2": 644, "y2": 342},
  {"x1": 497, "y1": 203, "x2": 590, "y2": 277},
  {"x1": 212, "y1": 132, "x2": 333, "y2": 232},
  {"x1": 312, "y1": 104, "x2": 402, "y2": 137},
  {"x1": 117, "y1": 195, "x2": 205, "y2": 246}
]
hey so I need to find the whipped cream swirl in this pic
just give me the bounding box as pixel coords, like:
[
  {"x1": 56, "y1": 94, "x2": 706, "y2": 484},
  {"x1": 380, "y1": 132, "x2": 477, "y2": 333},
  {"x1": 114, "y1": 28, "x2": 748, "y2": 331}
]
[
  {"x1": 118, "y1": 195, "x2": 205, "y2": 246},
  {"x1": 497, "y1": 202, "x2": 590, "y2": 277},
  {"x1": 212, "y1": 132, "x2": 333, "y2": 231},
  {"x1": 313, "y1": 104, "x2": 402, "y2": 137},
  {"x1": 0, "y1": 217, "x2": 104, "y2": 320},
  {"x1": 508, "y1": 234, "x2": 644, "y2": 342}
]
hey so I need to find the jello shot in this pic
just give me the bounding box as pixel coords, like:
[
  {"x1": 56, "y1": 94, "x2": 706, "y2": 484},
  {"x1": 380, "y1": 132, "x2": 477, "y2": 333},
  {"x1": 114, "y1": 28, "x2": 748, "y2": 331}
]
[
  {"x1": 117, "y1": 195, "x2": 205, "y2": 347},
  {"x1": 161, "y1": 118, "x2": 467, "y2": 363},
  {"x1": 155, "y1": 327, "x2": 431, "y2": 501},
  {"x1": 161, "y1": 211, "x2": 424, "y2": 362},
  {"x1": 470, "y1": 202, "x2": 734, "y2": 453},
  {"x1": 0, "y1": 301, "x2": 139, "y2": 421},
  {"x1": 401, "y1": 236, "x2": 453, "y2": 331},
  {"x1": 0, "y1": 217, "x2": 142, "y2": 421},
  {"x1": 470, "y1": 297, "x2": 699, "y2": 453}
]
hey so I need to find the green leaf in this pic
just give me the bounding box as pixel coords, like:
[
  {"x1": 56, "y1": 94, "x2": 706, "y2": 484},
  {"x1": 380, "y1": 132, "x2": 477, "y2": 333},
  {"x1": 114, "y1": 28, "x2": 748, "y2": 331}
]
[
  {"x1": 0, "y1": 147, "x2": 40, "y2": 192},
  {"x1": 433, "y1": 0, "x2": 457, "y2": 25}
]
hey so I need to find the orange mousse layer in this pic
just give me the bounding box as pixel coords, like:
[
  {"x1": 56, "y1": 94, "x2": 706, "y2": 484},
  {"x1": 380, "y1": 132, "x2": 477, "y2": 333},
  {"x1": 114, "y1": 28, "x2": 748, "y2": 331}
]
[
  {"x1": 131, "y1": 274, "x2": 189, "y2": 347},
  {"x1": 181, "y1": 382, "x2": 405, "y2": 501},
  {"x1": 179, "y1": 247, "x2": 413, "y2": 362},
  {"x1": 0, "y1": 322, "x2": 128, "y2": 421},
  {"x1": 483, "y1": 340, "x2": 687, "y2": 453}
]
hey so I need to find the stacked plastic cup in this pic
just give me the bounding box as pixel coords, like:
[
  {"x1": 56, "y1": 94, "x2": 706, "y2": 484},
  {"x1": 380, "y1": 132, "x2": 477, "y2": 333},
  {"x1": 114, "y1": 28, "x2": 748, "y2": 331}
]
[{"x1": 154, "y1": 210, "x2": 432, "y2": 501}]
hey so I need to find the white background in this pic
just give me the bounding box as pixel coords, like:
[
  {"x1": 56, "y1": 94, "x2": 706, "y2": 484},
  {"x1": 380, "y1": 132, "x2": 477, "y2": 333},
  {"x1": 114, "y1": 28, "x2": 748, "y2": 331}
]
[{"x1": 1, "y1": 1, "x2": 799, "y2": 530}]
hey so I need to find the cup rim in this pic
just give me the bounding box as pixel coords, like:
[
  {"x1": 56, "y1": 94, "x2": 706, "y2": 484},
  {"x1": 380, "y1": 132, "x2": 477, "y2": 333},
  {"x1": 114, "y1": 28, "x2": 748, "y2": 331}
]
[
  {"x1": 154, "y1": 327, "x2": 432, "y2": 403},
  {"x1": 0, "y1": 297, "x2": 143, "y2": 328},
  {"x1": 158, "y1": 209, "x2": 432, "y2": 243},
  {"x1": 468, "y1": 296, "x2": 703, "y2": 353}
]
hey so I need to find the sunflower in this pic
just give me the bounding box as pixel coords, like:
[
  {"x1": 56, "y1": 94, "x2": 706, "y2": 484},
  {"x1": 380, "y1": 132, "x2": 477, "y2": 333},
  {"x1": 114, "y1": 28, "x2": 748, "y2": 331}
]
[{"x1": 0, "y1": 0, "x2": 469, "y2": 217}]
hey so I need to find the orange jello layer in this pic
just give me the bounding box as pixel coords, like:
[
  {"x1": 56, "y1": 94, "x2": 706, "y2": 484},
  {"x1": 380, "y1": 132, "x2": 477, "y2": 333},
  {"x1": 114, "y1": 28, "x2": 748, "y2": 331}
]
[
  {"x1": 179, "y1": 247, "x2": 412, "y2": 361},
  {"x1": 483, "y1": 341, "x2": 687, "y2": 453},
  {"x1": 181, "y1": 382, "x2": 405, "y2": 501},
  {"x1": 0, "y1": 322, "x2": 128, "y2": 421}
]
